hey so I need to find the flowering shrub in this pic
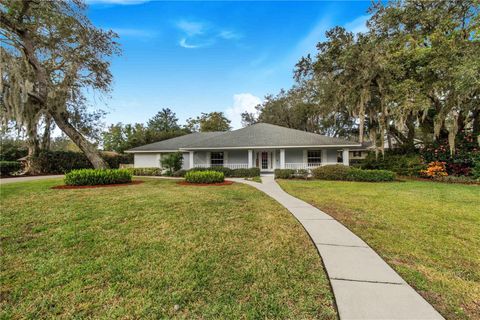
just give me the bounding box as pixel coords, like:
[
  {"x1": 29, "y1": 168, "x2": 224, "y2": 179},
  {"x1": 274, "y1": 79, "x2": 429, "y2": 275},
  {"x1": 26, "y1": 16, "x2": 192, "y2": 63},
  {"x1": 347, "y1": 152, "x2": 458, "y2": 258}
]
[
  {"x1": 420, "y1": 130, "x2": 478, "y2": 177},
  {"x1": 421, "y1": 161, "x2": 448, "y2": 178}
]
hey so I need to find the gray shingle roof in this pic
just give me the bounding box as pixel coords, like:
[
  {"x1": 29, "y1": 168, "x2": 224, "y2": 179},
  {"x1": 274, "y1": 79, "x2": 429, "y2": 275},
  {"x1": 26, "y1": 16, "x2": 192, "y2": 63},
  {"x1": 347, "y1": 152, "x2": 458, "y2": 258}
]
[
  {"x1": 125, "y1": 132, "x2": 224, "y2": 152},
  {"x1": 181, "y1": 123, "x2": 360, "y2": 149},
  {"x1": 127, "y1": 123, "x2": 361, "y2": 152}
]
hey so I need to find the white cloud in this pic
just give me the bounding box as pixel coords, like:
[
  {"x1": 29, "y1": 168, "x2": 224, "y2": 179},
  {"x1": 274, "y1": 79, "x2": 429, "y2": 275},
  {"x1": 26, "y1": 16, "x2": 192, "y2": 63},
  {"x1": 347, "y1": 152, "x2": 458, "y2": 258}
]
[
  {"x1": 225, "y1": 93, "x2": 262, "y2": 129},
  {"x1": 344, "y1": 15, "x2": 370, "y2": 34},
  {"x1": 175, "y1": 19, "x2": 241, "y2": 49},
  {"x1": 176, "y1": 20, "x2": 207, "y2": 36},
  {"x1": 86, "y1": 0, "x2": 149, "y2": 5}
]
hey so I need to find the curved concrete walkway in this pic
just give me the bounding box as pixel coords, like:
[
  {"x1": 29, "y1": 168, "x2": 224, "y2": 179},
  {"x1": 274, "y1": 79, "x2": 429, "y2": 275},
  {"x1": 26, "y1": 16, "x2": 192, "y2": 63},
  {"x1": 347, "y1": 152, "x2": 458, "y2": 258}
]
[{"x1": 233, "y1": 175, "x2": 443, "y2": 320}]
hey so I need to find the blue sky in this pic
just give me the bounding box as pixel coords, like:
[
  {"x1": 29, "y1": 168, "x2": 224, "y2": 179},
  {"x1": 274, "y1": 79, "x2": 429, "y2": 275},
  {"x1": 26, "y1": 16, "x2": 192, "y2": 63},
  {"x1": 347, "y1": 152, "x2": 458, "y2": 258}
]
[{"x1": 87, "y1": 0, "x2": 371, "y2": 129}]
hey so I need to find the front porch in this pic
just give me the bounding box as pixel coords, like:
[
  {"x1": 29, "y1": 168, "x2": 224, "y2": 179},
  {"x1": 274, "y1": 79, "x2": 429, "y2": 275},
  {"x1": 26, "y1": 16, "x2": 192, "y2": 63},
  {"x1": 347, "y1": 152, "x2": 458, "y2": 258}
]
[{"x1": 186, "y1": 148, "x2": 351, "y2": 171}]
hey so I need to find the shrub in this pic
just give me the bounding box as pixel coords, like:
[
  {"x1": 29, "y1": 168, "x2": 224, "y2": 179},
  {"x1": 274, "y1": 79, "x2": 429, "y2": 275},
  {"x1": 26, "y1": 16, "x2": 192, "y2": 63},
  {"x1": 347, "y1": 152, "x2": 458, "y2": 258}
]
[
  {"x1": 64, "y1": 169, "x2": 132, "y2": 186},
  {"x1": 229, "y1": 168, "x2": 260, "y2": 177},
  {"x1": 160, "y1": 152, "x2": 183, "y2": 175},
  {"x1": 191, "y1": 166, "x2": 233, "y2": 176},
  {"x1": 190, "y1": 167, "x2": 259, "y2": 177},
  {"x1": 421, "y1": 161, "x2": 448, "y2": 178},
  {"x1": 274, "y1": 169, "x2": 295, "y2": 179},
  {"x1": 312, "y1": 165, "x2": 396, "y2": 182},
  {"x1": 312, "y1": 165, "x2": 351, "y2": 180},
  {"x1": 0, "y1": 161, "x2": 21, "y2": 176},
  {"x1": 293, "y1": 169, "x2": 309, "y2": 180},
  {"x1": 130, "y1": 167, "x2": 162, "y2": 176},
  {"x1": 347, "y1": 168, "x2": 396, "y2": 182},
  {"x1": 184, "y1": 170, "x2": 224, "y2": 184},
  {"x1": 360, "y1": 152, "x2": 426, "y2": 176},
  {"x1": 31, "y1": 151, "x2": 133, "y2": 174}
]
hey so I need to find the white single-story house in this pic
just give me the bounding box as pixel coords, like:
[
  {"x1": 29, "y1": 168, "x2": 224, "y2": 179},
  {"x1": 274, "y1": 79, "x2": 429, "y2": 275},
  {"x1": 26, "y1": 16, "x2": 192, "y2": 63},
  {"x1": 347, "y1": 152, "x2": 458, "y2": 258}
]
[{"x1": 125, "y1": 123, "x2": 362, "y2": 172}]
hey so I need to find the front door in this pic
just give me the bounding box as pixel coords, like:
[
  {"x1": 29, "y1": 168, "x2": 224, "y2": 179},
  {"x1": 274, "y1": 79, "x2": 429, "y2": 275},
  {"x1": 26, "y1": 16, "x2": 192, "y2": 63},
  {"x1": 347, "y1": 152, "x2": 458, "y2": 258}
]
[{"x1": 256, "y1": 151, "x2": 272, "y2": 171}]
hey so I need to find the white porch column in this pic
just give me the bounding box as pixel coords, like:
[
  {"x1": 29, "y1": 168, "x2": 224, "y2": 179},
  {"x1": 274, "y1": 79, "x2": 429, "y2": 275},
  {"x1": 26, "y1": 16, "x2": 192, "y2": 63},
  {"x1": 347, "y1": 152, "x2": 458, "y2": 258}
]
[
  {"x1": 280, "y1": 149, "x2": 285, "y2": 169},
  {"x1": 189, "y1": 151, "x2": 194, "y2": 169},
  {"x1": 342, "y1": 149, "x2": 350, "y2": 166},
  {"x1": 321, "y1": 149, "x2": 328, "y2": 166},
  {"x1": 248, "y1": 149, "x2": 253, "y2": 168}
]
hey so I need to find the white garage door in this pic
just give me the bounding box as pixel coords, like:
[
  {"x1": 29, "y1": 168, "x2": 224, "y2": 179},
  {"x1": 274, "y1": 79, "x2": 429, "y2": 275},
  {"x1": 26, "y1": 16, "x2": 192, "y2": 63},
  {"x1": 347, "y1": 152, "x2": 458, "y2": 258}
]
[{"x1": 134, "y1": 153, "x2": 161, "y2": 168}]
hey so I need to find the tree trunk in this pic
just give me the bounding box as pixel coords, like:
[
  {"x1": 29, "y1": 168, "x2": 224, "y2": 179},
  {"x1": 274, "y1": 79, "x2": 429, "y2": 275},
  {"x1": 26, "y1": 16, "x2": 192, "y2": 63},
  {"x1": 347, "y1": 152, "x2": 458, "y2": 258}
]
[
  {"x1": 40, "y1": 114, "x2": 53, "y2": 150},
  {"x1": 51, "y1": 110, "x2": 109, "y2": 169}
]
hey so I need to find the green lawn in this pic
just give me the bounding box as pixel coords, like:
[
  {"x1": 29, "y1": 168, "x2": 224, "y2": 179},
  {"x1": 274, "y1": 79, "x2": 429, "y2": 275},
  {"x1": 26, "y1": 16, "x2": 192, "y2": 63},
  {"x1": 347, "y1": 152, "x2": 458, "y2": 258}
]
[
  {"x1": 278, "y1": 179, "x2": 480, "y2": 320},
  {"x1": 0, "y1": 178, "x2": 336, "y2": 319}
]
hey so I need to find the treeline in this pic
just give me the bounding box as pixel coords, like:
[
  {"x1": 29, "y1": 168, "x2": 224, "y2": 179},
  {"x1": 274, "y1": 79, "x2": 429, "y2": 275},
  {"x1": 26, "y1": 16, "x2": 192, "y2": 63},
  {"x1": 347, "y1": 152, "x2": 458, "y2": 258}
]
[
  {"x1": 102, "y1": 109, "x2": 231, "y2": 153},
  {"x1": 242, "y1": 0, "x2": 480, "y2": 154}
]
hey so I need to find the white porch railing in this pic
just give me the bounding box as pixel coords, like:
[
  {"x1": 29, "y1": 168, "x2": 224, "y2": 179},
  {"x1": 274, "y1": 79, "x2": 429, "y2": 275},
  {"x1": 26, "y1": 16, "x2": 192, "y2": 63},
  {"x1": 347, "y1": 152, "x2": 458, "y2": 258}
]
[
  {"x1": 285, "y1": 163, "x2": 322, "y2": 170},
  {"x1": 194, "y1": 163, "x2": 249, "y2": 169},
  {"x1": 284, "y1": 162, "x2": 342, "y2": 169}
]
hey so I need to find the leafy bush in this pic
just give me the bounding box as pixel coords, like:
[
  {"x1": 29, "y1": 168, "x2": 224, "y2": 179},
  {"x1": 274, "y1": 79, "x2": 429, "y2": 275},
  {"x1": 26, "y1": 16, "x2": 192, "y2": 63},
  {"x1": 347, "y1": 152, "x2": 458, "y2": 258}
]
[
  {"x1": 420, "y1": 161, "x2": 448, "y2": 178},
  {"x1": 0, "y1": 161, "x2": 21, "y2": 176},
  {"x1": 190, "y1": 167, "x2": 259, "y2": 177},
  {"x1": 472, "y1": 156, "x2": 480, "y2": 180},
  {"x1": 274, "y1": 169, "x2": 295, "y2": 179},
  {"x1": 293, "y1": 169, "x2": 309, "y2": 180},
  {"x1": 130, "y1": 167, "x2": 162, "y2": 176},
  {"x1": 184, "y1": 170, "x2": 224, "y2": 184},
  {"x1": 64, "y1": 169, "x2": 132, "y2": 186},
  {"x1": 312, "y1": 165, "x2": 351, "y2": 180},
  {"x1": 347, "y1": 168, "x2": 396, "y2": 182},
  {"x1": 31, "y1": 151, "x2": 133, "y2": 174},
  {"x1": 360, "y1": 152, "x2": 426, "y2": 176},
  {"x1": 0, "y1": 139, "x2": 28, "y2": 161},
  {"x1": 421, "y1": 130, "x2": 478, "y2": 176},
  {"x1": 312, "y1": 165, "x2": 395, "y2": 182},
  {"x1": 229, "y1": 168, "x2": 260, "y2": 177},
  {"x1": 160, "y1": 152, "x2": 183, "y2": 175}
]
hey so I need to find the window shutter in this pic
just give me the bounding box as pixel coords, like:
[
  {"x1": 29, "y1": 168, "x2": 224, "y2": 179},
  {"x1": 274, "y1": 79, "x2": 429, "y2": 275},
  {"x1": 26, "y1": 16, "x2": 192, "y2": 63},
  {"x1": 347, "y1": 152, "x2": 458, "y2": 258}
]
[
  {"x1": 207, "y1": 152, "x2": 211, "y2": 166},
  {"x1": 303, "y1": 149, "x2": 308, "y2": 164},
  {"x1": 224, "y1": 151, "x2": 228, "y2": 165}
]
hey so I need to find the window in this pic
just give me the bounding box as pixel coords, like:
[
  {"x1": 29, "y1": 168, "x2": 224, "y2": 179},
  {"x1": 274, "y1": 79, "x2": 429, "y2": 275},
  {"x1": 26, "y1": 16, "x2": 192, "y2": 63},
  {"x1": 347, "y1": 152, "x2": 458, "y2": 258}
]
[
  {"x1": 210, "y1": 152, "x2": 224, "y2": 166},
  {"x1": 307, "y1": 150, "x2": 322, "y2": 165},
  {"x1": 337, "y1": 151, "x2": 343, "y2": 163},
  {"x1": 353, "y1": 151, "x2": 362, "y2": 157}
]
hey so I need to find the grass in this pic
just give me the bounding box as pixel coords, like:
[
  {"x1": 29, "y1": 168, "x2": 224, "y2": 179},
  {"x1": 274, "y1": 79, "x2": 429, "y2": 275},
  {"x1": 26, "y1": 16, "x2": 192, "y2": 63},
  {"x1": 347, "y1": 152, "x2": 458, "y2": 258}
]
[
  {"x1": 0, "y1": 178, "x2": 336, "y2": 319},
  {"x1": 278, "y1": 179, "x2": 480, "y2": 320},
  {"x1": 244, "y1": 176, "x2": 262, "y2": 183}
]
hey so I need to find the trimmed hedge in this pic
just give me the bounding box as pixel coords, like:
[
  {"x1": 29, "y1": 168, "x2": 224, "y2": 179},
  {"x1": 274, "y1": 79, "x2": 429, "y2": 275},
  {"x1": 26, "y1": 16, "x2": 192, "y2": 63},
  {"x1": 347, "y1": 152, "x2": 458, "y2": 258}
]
[
  {"x1": 312, "y1": 165, "x2": 351, "y2": 180},
  {"x1": 185, "y1": 170, "x2": 224, "y2": 184},
  {"x1": 130, "y1": 167, "x2": 162, "y2": 176},
  {"x1": 31, "y1": 151, "x2": 133, "y2": 174},
  {"x1": 190, "y1": 167, "x2": 260, "y2": 178},
  {"x1": 64, "y1": 169, "x2": 132, "y2": 186},
  {"x1": 312, "y1": 165, "x2": 396, "y2": 182},
  {"x1": 360, "y1": 153, "x2": 426, "y2": 176},
  {"x1": 274, "y1": 169, "x2": 295, "y2": 179},
  {"x1": 0, "y1": 161, "x2": 21, "y2": 176}
]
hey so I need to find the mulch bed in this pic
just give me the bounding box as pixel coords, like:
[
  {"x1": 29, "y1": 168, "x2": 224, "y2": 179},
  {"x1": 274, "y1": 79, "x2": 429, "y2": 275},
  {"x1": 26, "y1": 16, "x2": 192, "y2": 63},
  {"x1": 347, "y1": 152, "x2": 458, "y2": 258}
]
[
  {"x1": 51, "y1": 180, "x2": 144, "y2": 189},
  {"x1": 177, "y1": 180, "x2": 234, "y2": 186}
]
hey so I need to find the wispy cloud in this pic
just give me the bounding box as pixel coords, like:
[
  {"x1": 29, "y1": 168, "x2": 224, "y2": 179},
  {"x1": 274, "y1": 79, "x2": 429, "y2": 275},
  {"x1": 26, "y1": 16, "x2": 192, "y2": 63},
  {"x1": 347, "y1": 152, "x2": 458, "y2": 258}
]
[
  {"x1": 176, "y1": 20, "x2": 207, "y2": 36},
  {"x1": 86, "y1": 0, "x2": 149, "y2": 5},
  {"x1": 344, "y1": 14, "x2": 370, "y2": 34},
  {"x1": 175, "y1": 19, "x2": 242, "y2": 49}
]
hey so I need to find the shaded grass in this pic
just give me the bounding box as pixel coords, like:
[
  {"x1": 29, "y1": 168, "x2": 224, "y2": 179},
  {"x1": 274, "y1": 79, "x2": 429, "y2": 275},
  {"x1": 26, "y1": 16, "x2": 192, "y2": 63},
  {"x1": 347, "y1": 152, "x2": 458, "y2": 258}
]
[
  {"x1": 278, "y1": 179, "x2": 480, "y2": 320},
  {"x1": 0, "y1": 178, "x2": 336, "y2": 319}
]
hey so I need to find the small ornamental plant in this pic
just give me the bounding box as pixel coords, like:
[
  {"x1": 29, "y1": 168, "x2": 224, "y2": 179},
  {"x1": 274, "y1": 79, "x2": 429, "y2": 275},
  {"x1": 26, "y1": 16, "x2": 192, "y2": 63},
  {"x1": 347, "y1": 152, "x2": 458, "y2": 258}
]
[
  {"x1": 421, "y1": 161, "x2": 448, "y2": 178},
  {"x1": 184, "y1": 170, "x2": 224, "y2": 184},
  {"x1": 65, "y1": 169, "x2": 132, "y2": 186}
]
